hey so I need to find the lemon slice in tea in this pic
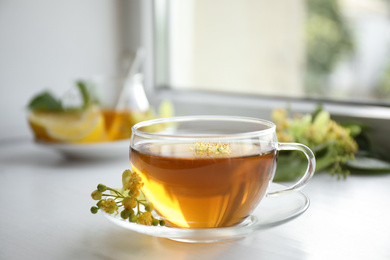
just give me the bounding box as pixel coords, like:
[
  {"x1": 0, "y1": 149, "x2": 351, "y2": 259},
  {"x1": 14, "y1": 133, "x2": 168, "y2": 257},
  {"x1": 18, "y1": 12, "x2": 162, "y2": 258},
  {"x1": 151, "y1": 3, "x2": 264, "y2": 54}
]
[{"x1": 28, "y1": 106, "x2": 107, "y2": 143}]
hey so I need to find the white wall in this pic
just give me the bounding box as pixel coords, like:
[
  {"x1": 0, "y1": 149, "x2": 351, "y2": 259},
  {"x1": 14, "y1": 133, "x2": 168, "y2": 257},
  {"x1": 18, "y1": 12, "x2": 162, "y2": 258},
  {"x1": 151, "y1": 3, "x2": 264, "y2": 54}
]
[{"x1": 0, "y1": 0, "x2": 150, "y2": 140}]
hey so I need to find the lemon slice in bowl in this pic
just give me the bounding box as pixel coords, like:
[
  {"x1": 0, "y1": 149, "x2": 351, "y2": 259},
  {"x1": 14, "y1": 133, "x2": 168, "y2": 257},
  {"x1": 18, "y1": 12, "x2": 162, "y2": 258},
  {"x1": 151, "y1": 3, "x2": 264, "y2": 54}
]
[{"x1": 28, "y1": 106, "x2": 107, "y2": 143}]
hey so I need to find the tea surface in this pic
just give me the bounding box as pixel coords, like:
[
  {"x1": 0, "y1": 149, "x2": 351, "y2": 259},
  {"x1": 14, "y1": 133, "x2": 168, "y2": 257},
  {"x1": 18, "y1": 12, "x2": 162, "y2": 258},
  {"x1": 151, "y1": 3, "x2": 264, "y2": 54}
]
[{"x1": 130, "y1": 142, "x2": 277, "y2": 228}]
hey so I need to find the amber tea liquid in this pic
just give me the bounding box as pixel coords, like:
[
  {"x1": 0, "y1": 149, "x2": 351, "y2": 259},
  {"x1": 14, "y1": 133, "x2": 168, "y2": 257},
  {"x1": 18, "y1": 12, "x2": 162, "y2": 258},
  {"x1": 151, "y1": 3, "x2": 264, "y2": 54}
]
[{"x1": 130, "y1": 142, "x2": 277, "y2": 228}]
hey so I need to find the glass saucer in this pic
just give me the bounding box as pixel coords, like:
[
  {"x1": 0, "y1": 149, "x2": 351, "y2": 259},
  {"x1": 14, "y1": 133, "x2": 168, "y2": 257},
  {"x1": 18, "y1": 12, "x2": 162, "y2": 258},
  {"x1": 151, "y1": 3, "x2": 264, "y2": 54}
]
[{"x1": 102, "y1": 183, "x2": 309, "y2": 243}]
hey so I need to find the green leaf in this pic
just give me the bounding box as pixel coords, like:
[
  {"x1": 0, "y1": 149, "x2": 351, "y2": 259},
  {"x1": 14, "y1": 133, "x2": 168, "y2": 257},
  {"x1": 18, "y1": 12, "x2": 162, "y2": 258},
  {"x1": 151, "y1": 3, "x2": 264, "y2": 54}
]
[
  {"x1": 274, "y1": 148, "x2": 339, "y2": 182},
  {"x1": 315, "y1": 148, "x2": 337, "y2": 172},
  {"x1": 274, "y1": 153, "x2": 308, "y2": 182},
  {"x1": 341, "y1": 123, "x2": 365, "y2": 137},
  {"x1": 312, "y1": 104, "x2": 324, "y2": 119},
  {"x1": 346, "y1": 155, "x2": 390, "y2": 174},
  {"x1": 77, "y1": 81, "x2": 90, "y2": 108},
  {"x1": 313, "y1": 110, "x2": 330, "y2": 140},
  {"x1": 27, "y1": 91, "x2": 63, "y2": 111},
  {"x1": 76, "y1": 81, "x2": 98, "y2": 109},
  {"x1": 76, "y1": 81, "x2": 101, "y2": 109}
]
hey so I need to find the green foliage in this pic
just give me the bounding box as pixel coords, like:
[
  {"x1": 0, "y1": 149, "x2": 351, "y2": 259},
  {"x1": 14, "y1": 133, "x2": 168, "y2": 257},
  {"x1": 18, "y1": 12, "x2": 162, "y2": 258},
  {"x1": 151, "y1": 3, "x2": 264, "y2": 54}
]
[
  {"x1": 273, "y1": 106, "x2": 390, "y2": 181},
  {"x1": 27, "y1": 81, "x2": 100, "y2": 112},
  {"x1": 305, "y1": 0, "x2": 354, "y2": 93},
  {"x1": 76, "y1": 81, "x2": 100, "y2": 109},
  {"x1": 376, "y1": 58, "x2": 390, "y2": 99},
  {"x1": 28, "y1": 91, "x2": 64, "y2": 112},
  {"x1": 273, "y1": 106, "x2": 358, "y2": 181}
]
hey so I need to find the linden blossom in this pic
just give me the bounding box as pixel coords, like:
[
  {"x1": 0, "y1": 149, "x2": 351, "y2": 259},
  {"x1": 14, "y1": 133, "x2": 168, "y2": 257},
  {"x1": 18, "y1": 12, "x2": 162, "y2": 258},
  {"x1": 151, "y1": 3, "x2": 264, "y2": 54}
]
[
  {"x1": 90, "y1": 169, "x2": 165, "y2": 226},
  {"x1": 190, "y1": 142, "x2": 232, "y2": 157}
]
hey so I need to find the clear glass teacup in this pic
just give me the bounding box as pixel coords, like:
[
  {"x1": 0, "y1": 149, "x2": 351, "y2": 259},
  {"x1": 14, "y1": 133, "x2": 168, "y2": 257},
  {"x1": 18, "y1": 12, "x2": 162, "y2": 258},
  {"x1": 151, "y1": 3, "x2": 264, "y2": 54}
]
[{"x1": 130, "y1": 116, "x2": 316, "y2": 228}]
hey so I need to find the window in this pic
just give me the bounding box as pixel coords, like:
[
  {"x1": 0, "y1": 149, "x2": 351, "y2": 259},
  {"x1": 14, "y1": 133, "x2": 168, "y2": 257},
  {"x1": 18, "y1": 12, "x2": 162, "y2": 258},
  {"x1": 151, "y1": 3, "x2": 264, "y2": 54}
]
[
  {"x1": 151, "y1": 0, "x2": 390, "y2": 153},
  {"x1": 154, "y1": 0, "x2": 390, "y2": 106}
]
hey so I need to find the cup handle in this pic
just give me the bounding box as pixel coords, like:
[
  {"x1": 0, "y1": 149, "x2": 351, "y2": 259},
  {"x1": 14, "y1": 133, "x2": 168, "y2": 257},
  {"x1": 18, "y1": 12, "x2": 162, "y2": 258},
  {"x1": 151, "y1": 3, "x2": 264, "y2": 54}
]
[{"x1": 267, "y1": 142, "x2": 316, "y2": 197}]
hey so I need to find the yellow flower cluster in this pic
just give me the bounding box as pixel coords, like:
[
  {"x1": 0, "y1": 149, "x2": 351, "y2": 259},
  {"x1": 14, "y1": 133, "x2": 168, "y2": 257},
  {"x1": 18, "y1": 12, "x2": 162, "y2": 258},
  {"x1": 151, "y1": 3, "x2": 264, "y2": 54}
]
[
  {"x1": 137, "y1": 212, "x2": 153, "y2": 226},
  {"x1": 272, "y1": 108, "x2": 358, "y2": 154},
  {"x1": 190, "y1": 141, "x2": 232, "y2": 156},
  {"x1": 272, "y1": 107, "x2": 359, "y2": 178},
  {"x1": 97, "y1": 198, "x2": 118, "y2": 214},
  {"x1": 272, "y1": 109, "x2": 293, "y2": 142},
  {"x1": 90, "y1": 170, "x2": 165, "y2": 226},
  {"x1": 122, "y1": 169, "x2": 143, "y2": 197},
  {"x1": 122, "y1": 197, "x2": 137, "y2": 209},
  {"x1": 326, "y1": 121, "x2": 358, "y2": 155}
]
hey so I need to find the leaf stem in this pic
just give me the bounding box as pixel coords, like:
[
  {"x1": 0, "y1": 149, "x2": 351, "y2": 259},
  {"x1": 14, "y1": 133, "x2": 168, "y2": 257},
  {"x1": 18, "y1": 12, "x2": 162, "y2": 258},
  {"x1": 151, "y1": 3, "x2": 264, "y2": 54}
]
[
  {"x1": 101, "y1": 194, "x2": 117, "y2": 198},
  {"x1": 106, "y1": 187, "x2": 125, "y2": 198}
]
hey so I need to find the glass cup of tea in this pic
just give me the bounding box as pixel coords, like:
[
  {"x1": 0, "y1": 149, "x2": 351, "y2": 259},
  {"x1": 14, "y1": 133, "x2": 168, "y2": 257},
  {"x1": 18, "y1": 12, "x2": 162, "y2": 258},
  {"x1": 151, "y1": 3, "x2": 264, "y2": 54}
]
[{"x1": 130, "y1": 116, "x2": 315, "y2": 229}]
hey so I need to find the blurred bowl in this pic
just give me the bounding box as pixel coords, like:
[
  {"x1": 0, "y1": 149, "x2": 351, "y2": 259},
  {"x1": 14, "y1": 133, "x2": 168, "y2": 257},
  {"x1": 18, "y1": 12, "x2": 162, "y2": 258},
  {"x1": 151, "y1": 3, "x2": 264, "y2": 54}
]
[
  {"x1": 35, "y1": 139, "x2": 130, "y2": 161},
  {"x1": 27, "y1": 75, "x2": 154, "y2": 160}
]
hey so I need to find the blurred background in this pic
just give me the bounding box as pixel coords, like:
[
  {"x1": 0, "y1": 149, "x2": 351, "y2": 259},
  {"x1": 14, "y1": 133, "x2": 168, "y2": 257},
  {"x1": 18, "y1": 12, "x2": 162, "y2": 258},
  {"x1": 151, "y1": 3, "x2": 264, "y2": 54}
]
[
  {"x1": 0, "y1": 0, "x2": 151, "y2": 139},
  {"x1": 2, "y1": 0, "x2": 390, "y2": 141},
  {"x1": 157, "y1": 0, "x2": 390, "y2": 104}
]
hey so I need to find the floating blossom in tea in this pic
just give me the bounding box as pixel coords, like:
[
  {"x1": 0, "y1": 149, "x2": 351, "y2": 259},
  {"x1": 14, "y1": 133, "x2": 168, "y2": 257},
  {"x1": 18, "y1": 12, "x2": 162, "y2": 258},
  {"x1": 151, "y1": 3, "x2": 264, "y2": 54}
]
[
  {"x1": 190, "y1": 142, "x2": 232, "y2": 156},
  {"x1": 90, "y1": 169, "x2": 165, "y2": 226}
]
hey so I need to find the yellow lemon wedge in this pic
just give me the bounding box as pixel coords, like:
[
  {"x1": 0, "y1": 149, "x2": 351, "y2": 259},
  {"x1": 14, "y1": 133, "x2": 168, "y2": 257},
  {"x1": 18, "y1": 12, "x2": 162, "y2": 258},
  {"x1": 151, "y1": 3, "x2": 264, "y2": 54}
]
[
  {"x1": 28, "y1": 106, "x2": 107, "y2": 143},
  {"x1": 101, "y1": 109, "x2": 156, "y2": 141},
  {"x1": 101, "y1": 110, "x2": 134, "y2": 141}
]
